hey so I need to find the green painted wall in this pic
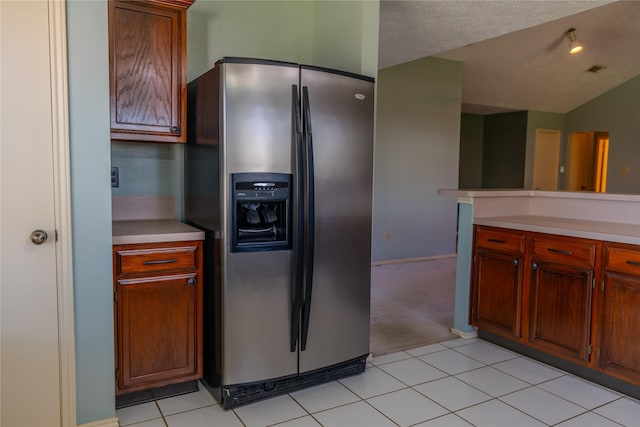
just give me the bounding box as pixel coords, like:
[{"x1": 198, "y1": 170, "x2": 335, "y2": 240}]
[
  {"x1": 186, "y1": 1, "x2": 314, "y2": 82},
  {"x1": 459, "y1": 114, "x2": 484, "y2": 189},
  {"x1": 372, "y1": 57, "x2": 462, "y2": 262},
  {"x1": 311, "y1": 1, "x2": 379, "y2": 76},
  {"x1": 359, "y1": 0, "x2": 380, "y2": 78},
  {"x1": 481, "y1": 111, "x2": 528, "y2": 188},
  {"x1": 111, "y1": 142, "x2": 185, "y2": 219},
  {"x1": 564, "y1": 75, "x2": 640, "y2": 194},
  {"x1": 187, "y1": 0, "x2": 379, "y2": 80},
  {"x1": 67, "y1": 0, "x2": 115, "y2": 423}
]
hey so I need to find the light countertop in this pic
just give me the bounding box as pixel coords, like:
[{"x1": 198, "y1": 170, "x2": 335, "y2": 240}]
[
  {"x1": 474, "y1": 215, "x2": 640, "y2": 245},
  {"x1": 438, "y1": 189, "x2": 640, "y2": 245},
  {"x1": 112, "y1": 220, "x2": 205, "y2": 245},
  {"x1": 438, "y1": 189, "x2": 640, "y2": 202}
]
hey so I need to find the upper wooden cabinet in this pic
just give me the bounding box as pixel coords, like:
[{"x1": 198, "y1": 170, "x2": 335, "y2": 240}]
[{"x1": 108, "y1": 0, "x2": 193, "y2": 143}]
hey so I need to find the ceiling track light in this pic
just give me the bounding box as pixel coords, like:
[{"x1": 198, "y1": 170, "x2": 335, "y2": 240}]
[{"x1": 566, "y1": 28, "x2": 583, "y2": 54}]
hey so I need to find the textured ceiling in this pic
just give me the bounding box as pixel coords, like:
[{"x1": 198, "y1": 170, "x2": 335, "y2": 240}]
[{"x1": 379, "y1": 0, "x2": 640, "y2": 114}]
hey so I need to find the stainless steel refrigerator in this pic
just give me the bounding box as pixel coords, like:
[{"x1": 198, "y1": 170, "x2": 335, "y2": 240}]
[{"x1": 185, "y1": 57, "x2": 374, "y2": 408}]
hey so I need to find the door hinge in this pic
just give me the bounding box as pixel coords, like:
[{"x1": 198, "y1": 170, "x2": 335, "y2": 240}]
[
  {"x1": 592, "y1": 278, "x2": 596, "y2": 289},
  {"x1": 55, "y1": 229, "x2": 59, "y2": 242},
  {"x1": 602, "y1": 280, "x2": 605, "y2": 291},
  {"x1": 114, "y1": 291, "x2": 117, "y2": 303},
  {"x1": 115, "y1": 368, "x2": 119, "y2": 381},
  {"x1": 587, "y1": 344, "x2": 592, "y2": 355}
]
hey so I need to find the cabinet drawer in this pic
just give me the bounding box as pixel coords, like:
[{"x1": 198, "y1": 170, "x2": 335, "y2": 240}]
[
  {"x1": 115, "y1": 245, "x2": 198, "y2": 276},
  {"x1": 605, "y1": 245, "x2": 640, "y2": 275},
  {"x1": 532, "y1": 236, "x2": 596, "y2": 267},
  {"x1": 475, "y1": 227, "x2": 525, "y2": 253}
]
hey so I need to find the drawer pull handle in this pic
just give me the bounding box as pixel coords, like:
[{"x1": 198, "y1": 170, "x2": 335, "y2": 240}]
[
  {"x1": 626, "y1": 260, "x2": 640, "y2": 267},
  {"x1": 547, "y1": 248, "x2": 573, "y2": 256},
  {"x1": 187, "y1": 278, "x2": 196, "y2": 286},
  {"x1": 143, "y1": 259, "x2": 177, "y2": 265},
  {"x1": 488, "y1": 238, "x2": 507, "y2": 244},
  {"x1": 513, "y1": 259, "x2": 519, "y2": 266}
]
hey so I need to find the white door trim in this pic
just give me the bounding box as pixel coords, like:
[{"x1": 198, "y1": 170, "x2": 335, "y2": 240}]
[{"x1": 48, "y1": 1, "x2": 77, "y2": 426}]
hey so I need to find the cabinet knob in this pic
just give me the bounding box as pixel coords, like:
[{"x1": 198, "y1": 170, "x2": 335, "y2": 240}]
[
  {"x1": 532, "y1": 262, "x2": 538, "y2": 270},
  {"x1": 170, "y1": 126, "x2": 180, "y2": 134},
  {"x1": 187, "y1": 277, "x2": 196, "y2": 286},
  {"x1": 513, "y1": 259, "x2": 519, "y2": 266}
]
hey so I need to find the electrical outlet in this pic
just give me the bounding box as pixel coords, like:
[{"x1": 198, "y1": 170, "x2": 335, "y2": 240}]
[
  {"x1": 111, "y1": 167, "x2": 119, "y2": 188},
  {"x1": 383, "y1": 232, "x2": 390, "y2": 242}
]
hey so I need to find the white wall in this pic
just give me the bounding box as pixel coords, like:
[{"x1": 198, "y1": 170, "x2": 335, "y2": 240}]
[{"x1": 372, "y1": 57, "x2": 463, "y2": 262}]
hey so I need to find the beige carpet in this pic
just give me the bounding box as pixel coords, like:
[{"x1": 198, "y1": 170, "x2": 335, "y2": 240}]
[{"x1": 370, "y1": 256, "x2": 457, "y2": 356}]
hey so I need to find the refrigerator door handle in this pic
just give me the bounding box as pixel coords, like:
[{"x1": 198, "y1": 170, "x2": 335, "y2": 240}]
[
  {"x1": 301, "y1": 86, "x2": 315, "y2": 351},
  {"x1": 291, "y1": 84, "x2": 304, "y2": 352}
]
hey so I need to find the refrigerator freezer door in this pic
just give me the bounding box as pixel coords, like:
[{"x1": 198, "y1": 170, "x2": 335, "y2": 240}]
[
  {"x1": 223, "y1": 61, "x2": 299, "y2": 175},
  {"x1": 299, "y1": 68, "x2": 374, "y2": 373},
  {"x1": 221, "y1": 61, "x2": 299, "y2": 385}
]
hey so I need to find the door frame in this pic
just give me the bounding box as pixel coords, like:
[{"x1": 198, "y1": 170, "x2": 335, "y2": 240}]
[{"x1": 49, "y1": 1, "x2": 77, "y2": 425}]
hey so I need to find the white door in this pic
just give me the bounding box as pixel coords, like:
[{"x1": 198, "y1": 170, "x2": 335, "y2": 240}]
[
  {"x1": 532, "y1": 129, "x2": 560, "y2": 190},
  {"x1": 1, "y1": 1, "x2": 72, "y2": 426}
]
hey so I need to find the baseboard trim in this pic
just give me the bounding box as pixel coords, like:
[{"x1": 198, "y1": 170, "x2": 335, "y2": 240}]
[
  {"x1": 451, "y1": 328, "x2": 478, "y2": 339},
  {"x1": 77, "y1": 417, "x2": 119, "y2": 427},
  {"x1": 372, "y1": 254, "x2": 456, "y2": 266}
]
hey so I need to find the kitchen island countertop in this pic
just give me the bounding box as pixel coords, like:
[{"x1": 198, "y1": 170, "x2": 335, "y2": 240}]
[
  {"x1": 112, "y1": 219, "x2": 205, "y2": 245},
  {"x1": 439, "y1": 189, "x2": 640, "y2": 245},
  {"x1": 475, "y1": 215, "x2": 640, "y2": 245}
]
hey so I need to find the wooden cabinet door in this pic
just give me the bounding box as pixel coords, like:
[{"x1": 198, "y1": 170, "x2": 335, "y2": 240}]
[
  {"x1": 599, "y1": 272, "x2": 640, "y2": 384},
  {"x1": 109, "y1": 0, "x2": 187, "y2": 143},
  {"x1": 116, "y1": 273, "x2": 200, "y2": 392},
  {"x1": 598, "y1": 244, "x2": 640, "y2": 385},
  {"x1": 529, "y1": 260, "x2": 593, "y2": 362},
  {"x1": 472, "y1": 249, "x2": 523, "y2": 338}
]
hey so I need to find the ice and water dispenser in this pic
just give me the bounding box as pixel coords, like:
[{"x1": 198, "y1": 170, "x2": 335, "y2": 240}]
[{"x1": 231, "y1": 173, "x2": 292, "y2": 252}]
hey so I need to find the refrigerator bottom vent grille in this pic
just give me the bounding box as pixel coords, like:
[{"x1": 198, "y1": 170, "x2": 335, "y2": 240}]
[{"x1": 222, "y1": 355, "x2": 367, "y2": 409}]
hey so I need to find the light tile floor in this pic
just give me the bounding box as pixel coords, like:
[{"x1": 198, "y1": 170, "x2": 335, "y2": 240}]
[{"x1": 116, "y1": 338, "x2": 640, "y2": 427}]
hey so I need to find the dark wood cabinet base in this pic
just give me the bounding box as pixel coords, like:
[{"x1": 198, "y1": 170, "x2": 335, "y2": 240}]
[
  {"x1": 113, "y1": 240, "x2": 203, "y2": 399},
  {"x1": 478, "y1": 329, "x2": 640, "y2": 401},
  {"x1": 116, "y1": 380, "x2": 199, "y2": 409}
]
